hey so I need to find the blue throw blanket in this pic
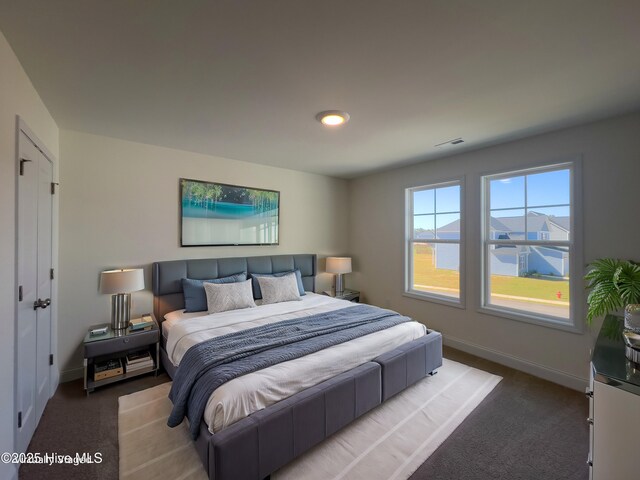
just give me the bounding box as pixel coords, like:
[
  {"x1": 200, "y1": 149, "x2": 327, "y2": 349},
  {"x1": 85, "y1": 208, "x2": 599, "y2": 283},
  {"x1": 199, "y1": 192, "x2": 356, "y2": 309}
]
[{"x1": 168, "y1": 304, "x2": 411, "y2": 438}]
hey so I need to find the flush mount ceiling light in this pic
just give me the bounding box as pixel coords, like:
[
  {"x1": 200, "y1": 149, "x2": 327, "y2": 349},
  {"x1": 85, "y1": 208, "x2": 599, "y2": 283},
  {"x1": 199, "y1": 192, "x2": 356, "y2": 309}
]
[{"x1": 316, "y1": 110, "x2": 350, "y2": 127}]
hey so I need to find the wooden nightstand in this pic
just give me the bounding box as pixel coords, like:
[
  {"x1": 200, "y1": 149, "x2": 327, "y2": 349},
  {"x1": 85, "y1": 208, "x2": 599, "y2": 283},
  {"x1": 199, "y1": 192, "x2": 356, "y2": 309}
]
[
  {"x1": 322, "y1": 289, "x2": 360, "y2": 303},
  {"x1": 83, "y1": 313, "x2": 160, "y2": 394}
]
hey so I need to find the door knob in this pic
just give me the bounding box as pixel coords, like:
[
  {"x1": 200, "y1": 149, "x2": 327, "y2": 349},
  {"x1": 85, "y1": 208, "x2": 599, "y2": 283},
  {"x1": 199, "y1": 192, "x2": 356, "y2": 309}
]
[{"x1": 33, "y1": 298, "x2": 51, "y2": 310}]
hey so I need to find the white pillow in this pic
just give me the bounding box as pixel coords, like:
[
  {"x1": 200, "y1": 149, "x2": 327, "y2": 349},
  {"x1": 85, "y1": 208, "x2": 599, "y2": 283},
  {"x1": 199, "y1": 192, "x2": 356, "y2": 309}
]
[
  {"x1": 256, "y1": 273, "x2": 302, "y2": 305},
  {"x1": 163, "y1": 309, "x2": 203, "y2": 323},
  {"x1": 204, "y1": 279, "x2": 256, "y2": 314}
]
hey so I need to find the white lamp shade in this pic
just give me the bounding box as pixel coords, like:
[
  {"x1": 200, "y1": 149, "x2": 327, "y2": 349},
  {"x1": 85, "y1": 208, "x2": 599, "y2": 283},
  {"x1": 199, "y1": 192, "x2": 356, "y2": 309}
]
[
  {"x1": 326, "y1": 257, "x2": 352, "y2": 274},
  {"x1": 100, "y1": 268, "x2": 145, "y2": 294}
]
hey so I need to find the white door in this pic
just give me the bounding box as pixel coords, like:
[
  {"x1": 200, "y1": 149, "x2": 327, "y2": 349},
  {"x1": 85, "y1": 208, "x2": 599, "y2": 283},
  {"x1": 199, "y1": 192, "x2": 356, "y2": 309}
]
[
  {"x1": 16, "y1": 130, "x2": 53, "y2": 454},
  {"x1": 35, "y1": 148, "x2": 52, "y2": 423}
]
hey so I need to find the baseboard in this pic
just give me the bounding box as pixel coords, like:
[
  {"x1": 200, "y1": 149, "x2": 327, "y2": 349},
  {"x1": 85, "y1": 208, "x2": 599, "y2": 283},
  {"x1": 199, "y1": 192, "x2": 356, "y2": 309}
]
[
  {"x1": 60, "y1": 367, "x2": 83, "y2": 383},
  {"x1": 50, "y1": 367, "x2": 60, "y2": 397},
  {"x1": 443, "y1": 334, "x2": 588, "y2": 392}
]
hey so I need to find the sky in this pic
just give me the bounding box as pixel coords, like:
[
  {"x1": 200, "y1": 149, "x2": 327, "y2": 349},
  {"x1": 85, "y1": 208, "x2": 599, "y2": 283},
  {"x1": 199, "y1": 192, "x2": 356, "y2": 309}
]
[
  {"x1": 490, "y1": 168, "x2": 570, "y2": 212},
  {"x1": 413, "y1": 185, "x2": 460, "y2": 230},
  {"x1": 413, "y1": 168, "x2": 570, "y2": 230}
]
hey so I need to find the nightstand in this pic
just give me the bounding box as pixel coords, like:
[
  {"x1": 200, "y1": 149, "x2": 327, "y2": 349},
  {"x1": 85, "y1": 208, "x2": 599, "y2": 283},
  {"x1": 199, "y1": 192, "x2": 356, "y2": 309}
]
[
  {"x1": 322, "y1": 289, "x2": 360, "y2": 303},
  {"x1": 83, "y1": 313, "x2": 160, "y2": 394}
]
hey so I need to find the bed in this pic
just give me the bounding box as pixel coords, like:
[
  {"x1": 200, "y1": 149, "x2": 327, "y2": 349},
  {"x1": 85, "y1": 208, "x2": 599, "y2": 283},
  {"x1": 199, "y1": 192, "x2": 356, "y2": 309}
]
[{"x1": 152, "y1": 254, "x2": 442, "y2": 480}]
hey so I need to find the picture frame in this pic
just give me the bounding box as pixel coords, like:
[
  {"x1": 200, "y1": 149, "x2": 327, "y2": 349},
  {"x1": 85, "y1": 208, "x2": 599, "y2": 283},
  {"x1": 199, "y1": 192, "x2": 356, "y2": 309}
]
[{"x1": 180, "y1": 178, "x2": 280, "y2": 247}]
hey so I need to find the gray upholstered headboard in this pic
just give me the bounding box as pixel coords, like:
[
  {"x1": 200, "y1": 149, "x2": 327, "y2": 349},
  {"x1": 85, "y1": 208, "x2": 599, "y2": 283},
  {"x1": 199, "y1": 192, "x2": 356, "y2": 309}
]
[{"x1": 152, "y1": 254, "x2": 317, "y2": 322}]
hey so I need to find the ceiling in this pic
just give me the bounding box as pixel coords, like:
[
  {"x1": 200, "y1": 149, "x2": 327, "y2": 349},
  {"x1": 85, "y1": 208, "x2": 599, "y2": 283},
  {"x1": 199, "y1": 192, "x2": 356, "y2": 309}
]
[{"x1": 1, "y1": 1, "x2": 639, "y2": 178}]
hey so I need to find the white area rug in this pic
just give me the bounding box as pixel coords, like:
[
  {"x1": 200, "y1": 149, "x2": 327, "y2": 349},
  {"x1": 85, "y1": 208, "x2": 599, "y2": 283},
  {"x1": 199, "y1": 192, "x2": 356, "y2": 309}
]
[{"x1": 119, "y1": 359, "x2": 501, "y2": 480}]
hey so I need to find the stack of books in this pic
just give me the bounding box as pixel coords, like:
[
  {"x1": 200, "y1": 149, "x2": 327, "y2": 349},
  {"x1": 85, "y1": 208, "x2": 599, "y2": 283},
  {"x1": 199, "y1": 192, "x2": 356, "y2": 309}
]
[
  {"x1": 125, "y1": 350, "x2": 154, "y2": 373},
  {"x1": 94, "y1": 358, "x2": 123, "y2": 381},
  {"x1": 129, "y1": 314, "x2": 154, "y2": 332}
]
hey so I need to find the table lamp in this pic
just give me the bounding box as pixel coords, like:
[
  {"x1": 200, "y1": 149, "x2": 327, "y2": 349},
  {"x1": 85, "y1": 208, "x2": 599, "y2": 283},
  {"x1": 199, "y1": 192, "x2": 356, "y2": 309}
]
[
  {"x1": 326, "y1": 257, "x2": 352, "y2": 295},
  {"x1": 100, "y1": 268, "x2": 145, "y2": 330}
]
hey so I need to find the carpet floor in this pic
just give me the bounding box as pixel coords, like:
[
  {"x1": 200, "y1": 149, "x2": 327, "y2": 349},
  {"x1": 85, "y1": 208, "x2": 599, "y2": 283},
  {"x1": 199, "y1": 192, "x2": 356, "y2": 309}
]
[
  {"x1": 118, "y1": 359, "x2": 501, "y2": 480},
  {"x1": 19, "y1": 347, "x2": 589, "y2": 480}
]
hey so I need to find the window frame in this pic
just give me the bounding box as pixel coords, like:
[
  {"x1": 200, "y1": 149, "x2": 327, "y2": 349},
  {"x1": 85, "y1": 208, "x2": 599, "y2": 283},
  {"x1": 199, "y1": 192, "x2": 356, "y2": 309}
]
[
  {"x1": 404, "y1": 177, "x2": 465, "y2": 308},
  {"x1": 479, "y1": 160, "x2": 583, "y2": 332}
]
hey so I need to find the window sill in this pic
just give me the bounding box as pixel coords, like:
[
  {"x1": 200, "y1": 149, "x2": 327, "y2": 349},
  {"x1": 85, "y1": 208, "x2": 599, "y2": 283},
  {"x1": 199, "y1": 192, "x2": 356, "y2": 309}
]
[
  {"x1": 477, "y1": 305, "x2": 583, "y2": 334},
  {"x1": 403, "y1": 291, "x2": 465, "y2": 309}
]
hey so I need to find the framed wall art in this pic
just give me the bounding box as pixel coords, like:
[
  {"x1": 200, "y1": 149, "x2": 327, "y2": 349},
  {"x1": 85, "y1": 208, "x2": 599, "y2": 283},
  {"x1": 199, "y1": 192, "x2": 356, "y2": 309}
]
[{"x1": 180, "y1": 178, "x2": 280, "y2": 246}]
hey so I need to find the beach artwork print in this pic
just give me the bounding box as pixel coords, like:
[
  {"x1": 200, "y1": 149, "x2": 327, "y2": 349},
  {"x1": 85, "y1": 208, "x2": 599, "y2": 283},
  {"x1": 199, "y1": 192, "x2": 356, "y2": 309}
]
[{"x1": 180, "y1": 178, "x2": 279, "y2": 246}]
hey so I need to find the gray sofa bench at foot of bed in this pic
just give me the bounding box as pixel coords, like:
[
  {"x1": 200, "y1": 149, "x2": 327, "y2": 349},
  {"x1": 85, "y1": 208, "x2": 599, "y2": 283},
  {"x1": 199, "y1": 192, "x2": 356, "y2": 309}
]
[{"x1": 190, "y1": 331, "x2": 443, "y2": 480}]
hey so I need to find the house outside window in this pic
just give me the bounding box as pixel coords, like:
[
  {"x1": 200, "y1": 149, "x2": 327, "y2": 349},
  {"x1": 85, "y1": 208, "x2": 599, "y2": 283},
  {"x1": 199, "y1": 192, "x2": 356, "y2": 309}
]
[
  {"x1": 405, "y1": 180, "x2": 463, "y2": 306},
  {"x1": 518, "y1": 253, "x2": 527, "y2": 273},
  {"x1": 481, "y1": 162, "x2": 580, "y2": 330}
]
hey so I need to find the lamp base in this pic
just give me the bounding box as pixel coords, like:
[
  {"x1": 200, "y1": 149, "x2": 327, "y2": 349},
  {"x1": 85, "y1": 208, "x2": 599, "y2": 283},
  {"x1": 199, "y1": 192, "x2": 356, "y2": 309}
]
[
  {"x1": 335, "y1": 274, "x2": 345, "y2": 296},
  {"x1": 111, "y1": 293, "x2": 131, "y2": 330}
]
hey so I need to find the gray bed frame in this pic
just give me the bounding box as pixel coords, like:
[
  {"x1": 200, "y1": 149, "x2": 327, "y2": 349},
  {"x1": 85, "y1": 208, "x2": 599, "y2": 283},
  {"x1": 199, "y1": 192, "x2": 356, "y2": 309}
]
[{"x1": 152, "y1": 254, "x2": 442, "y2": 480}]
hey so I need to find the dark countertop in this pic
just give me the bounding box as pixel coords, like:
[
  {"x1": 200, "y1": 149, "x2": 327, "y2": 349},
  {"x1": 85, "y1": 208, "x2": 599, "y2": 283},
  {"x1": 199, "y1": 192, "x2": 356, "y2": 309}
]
[{"x1": 591, "y1": 314, "x2": 640, "y2": 394}]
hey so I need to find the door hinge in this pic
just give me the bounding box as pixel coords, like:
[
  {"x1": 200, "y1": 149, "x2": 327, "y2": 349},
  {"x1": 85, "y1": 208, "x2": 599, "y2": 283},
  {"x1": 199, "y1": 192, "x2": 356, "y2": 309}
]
[
  {"x1": 51, "y1": 182, "x2": 59, "y2": 194},
  {"x1": 50, "y1": 268, "x2": 55, "y2": 280},
  {"x1": 19, "y1": 158, "x2": 32, "y2": 176},
  {"x1": 18, "y1": 411, "x2": 22, "y2": 429},
  {"x1": 49, "y1": 354, "x2": 54, "y2": 366},
  {"x1": 18, "y1": 285, "x2": 23, "y2": 302}
]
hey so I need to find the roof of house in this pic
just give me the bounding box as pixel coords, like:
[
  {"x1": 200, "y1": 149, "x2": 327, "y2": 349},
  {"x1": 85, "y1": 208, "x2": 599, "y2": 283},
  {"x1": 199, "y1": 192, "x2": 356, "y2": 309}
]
[
  {"x1": 436, "y1": 212, "x2": 569, "y2": 234},
  {"x1": 548, "y1": 216, "x2": 570, "y2": 231},
  {"x1": 495, "y1": 214, "x2": 546, "y2": 233}
]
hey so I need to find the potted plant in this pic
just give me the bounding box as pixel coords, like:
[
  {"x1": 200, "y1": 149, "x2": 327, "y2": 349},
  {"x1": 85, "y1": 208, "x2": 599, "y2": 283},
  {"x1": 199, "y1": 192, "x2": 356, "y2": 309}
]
[{"x1": 585, "y1": 258, "x2": 640, "y2": 330}]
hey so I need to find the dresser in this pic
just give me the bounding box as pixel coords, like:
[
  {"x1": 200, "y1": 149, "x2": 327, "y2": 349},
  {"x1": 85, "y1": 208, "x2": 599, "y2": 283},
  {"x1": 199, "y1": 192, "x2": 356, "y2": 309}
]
[{"x1": 588, "y1": 315, "x2": 640, "y2": 479}]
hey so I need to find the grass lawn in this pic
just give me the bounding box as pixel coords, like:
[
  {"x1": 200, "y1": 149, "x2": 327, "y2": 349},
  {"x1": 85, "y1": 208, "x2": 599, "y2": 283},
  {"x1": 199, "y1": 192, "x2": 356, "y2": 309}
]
[{"x1": 413, "y1": 244, "x2": 570, "y2": 303}]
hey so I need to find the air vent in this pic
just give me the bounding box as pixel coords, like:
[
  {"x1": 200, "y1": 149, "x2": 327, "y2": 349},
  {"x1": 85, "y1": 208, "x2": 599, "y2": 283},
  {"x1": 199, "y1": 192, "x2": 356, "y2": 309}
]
[{"x1": 434, "y1": 137, "x2": 464, "y2": 147}]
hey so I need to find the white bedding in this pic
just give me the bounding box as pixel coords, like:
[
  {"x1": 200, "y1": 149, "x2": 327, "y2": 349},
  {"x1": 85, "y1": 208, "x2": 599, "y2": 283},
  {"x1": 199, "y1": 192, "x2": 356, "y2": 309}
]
[{"x1": 164, "y1": 293, "x2": 426, "y2": 433}]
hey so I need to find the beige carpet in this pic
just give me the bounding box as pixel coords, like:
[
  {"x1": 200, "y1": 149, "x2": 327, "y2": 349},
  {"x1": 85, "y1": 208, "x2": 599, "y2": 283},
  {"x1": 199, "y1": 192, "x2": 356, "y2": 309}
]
[{"x1": 119, "y1": 359, "x2": 501, "y2": 480}]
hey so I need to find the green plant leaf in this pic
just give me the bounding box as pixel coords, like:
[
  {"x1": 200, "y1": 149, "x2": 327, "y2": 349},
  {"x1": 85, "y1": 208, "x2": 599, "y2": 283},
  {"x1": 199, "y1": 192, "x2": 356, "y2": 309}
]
[
  {"x1": 614, "y1": 261, "x2": 640, "y2": 304},
  {"x1": 584, "y1": 258, "x2": 637, "y2": 323},
  {"x1": 586, "y1": 281, "x2": 624, "y2": 322}
]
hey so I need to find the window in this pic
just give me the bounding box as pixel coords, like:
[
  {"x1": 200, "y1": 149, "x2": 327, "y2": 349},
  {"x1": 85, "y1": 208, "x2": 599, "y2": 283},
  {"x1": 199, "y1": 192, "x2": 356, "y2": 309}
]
[
  {"x1": 406, "y1": 181, "x2": 463, "y2": 305},
  {"x1": 481, "y1": 163, "x2": 577, "y2": 328}
]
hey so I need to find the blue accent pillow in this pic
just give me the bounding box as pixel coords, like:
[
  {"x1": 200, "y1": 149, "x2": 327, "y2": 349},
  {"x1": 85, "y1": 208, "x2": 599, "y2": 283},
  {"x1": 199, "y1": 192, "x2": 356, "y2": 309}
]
[
  {"x1": 250, "y1": 269, "x2": 305, "y2": 299},
  {"x1": 181, "y1": 272, "x2": 247, "y2": 312}
]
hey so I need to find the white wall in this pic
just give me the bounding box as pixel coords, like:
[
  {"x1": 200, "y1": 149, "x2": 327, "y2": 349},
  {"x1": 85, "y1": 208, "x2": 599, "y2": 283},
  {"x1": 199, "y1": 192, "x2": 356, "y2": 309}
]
[
  {"x1": 58, "y1": 130, "x2": 349, "y2": 380},
  {"x1": 0, "y1": 31, "x2": 59, "y2": 480},
  {"x1": 348, "y1": 112, "x2": 640, "y2": 389}
]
